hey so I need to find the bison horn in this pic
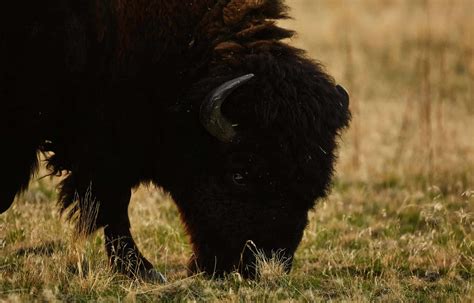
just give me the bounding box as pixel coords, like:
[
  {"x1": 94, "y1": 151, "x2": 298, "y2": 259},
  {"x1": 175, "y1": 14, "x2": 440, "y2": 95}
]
[{"x1": 200, "y1": 73, "x2": 255, "y2": 143}]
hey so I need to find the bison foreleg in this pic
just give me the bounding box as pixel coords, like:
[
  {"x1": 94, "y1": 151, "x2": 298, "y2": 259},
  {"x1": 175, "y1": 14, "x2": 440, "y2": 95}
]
[
  {"x1": 99, "y1": 187, "x2": 165, "y2": 282},
  {"x1": 104, "y1": 221, "x2": 165, "y2": 283},
  {"x1": 58, "y1": 173, "x2": 165, "y2": 282}
]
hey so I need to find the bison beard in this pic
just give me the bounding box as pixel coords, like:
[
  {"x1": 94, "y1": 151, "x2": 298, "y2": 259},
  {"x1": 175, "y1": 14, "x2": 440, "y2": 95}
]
[{"x1": 0, "y1": 0, "x2": 351, "y2": 280}]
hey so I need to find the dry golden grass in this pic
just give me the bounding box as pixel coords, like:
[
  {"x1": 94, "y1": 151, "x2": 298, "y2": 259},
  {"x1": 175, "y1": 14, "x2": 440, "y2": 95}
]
[{"x1": 1, "y1": 0, "x2": 473, "y2": 301}]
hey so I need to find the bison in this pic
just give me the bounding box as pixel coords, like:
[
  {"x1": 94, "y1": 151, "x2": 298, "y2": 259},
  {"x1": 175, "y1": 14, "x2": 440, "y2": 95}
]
[{"x1": 0, "y1": 0, "x2": 351, "y2": 280}]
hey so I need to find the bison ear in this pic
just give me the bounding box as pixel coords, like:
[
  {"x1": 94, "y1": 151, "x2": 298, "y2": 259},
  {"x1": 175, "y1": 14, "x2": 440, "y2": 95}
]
[
  {"x1": 336, "y1": 84, "x2": 350, "y2": 109},
  {"x1": 199, "y1": 74, "x2": 255, "y2": 143}
]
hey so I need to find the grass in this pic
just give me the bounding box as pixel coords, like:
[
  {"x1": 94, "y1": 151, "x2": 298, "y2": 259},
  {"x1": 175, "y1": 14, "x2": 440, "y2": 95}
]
[{"x1": 1, "y1": 0, "x2": 473, "y2": 301}]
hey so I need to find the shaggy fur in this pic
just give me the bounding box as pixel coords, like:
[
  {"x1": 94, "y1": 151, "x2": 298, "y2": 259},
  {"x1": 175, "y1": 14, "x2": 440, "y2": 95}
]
[{"x1": 0, "y1": 0, "x2": 351, "y2": 279}]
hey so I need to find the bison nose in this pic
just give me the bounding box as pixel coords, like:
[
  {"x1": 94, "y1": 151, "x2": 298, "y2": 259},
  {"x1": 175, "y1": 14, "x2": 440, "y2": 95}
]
[{"x1": 336, "y1": 84, "x2": 350, "y2": 108}]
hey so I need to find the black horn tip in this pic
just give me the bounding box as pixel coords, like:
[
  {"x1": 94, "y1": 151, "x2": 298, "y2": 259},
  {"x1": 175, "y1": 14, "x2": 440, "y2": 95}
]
[{"x1": 238, "y1": 73, "x2": 255, "y2": 82}]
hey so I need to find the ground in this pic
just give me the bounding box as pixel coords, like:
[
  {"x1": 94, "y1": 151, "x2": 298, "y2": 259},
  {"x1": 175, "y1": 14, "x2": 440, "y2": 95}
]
[{"x1": 1, "y1": 0, "x2": 473, "y2": 301}]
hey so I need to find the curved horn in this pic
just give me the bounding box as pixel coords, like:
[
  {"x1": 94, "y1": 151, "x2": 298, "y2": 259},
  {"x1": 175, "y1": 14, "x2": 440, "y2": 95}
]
[{"x1": 200, "y1": 73, "x2": 255, "y2": 143}]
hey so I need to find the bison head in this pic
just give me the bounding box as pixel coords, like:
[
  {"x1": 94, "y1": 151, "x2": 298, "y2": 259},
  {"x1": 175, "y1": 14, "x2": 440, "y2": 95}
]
[{"x1": 168, "y1": 54, "x2": 351, "y2": 278}]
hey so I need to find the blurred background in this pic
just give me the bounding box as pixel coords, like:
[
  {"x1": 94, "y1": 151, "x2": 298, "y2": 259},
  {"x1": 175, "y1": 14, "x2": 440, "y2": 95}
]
[{"x1": 282, "y1": 0, "x2": 473, "y2": 187}]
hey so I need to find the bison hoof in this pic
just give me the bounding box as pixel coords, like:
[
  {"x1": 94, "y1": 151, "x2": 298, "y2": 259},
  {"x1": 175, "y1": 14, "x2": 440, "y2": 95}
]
[{"x1": 140, "y1": 268, "x2": 167, "y2": 283}]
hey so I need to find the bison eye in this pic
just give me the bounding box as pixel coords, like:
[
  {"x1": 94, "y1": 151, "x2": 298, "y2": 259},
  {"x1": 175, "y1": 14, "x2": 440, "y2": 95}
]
[{"x1": 232, "y1": 173, "x2": 247, "y2": 186}]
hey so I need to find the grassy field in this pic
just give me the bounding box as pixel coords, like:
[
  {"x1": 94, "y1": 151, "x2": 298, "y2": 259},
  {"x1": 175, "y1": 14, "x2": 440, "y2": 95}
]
[{"x1": 1, "y1": 0, "x2": 473, "y2": 301}]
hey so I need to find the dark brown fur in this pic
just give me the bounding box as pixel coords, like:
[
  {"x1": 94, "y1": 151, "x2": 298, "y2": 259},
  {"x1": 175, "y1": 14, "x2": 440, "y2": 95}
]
[{"x1": 0, "y1": 0, "x2": 350, "y2": 279}]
